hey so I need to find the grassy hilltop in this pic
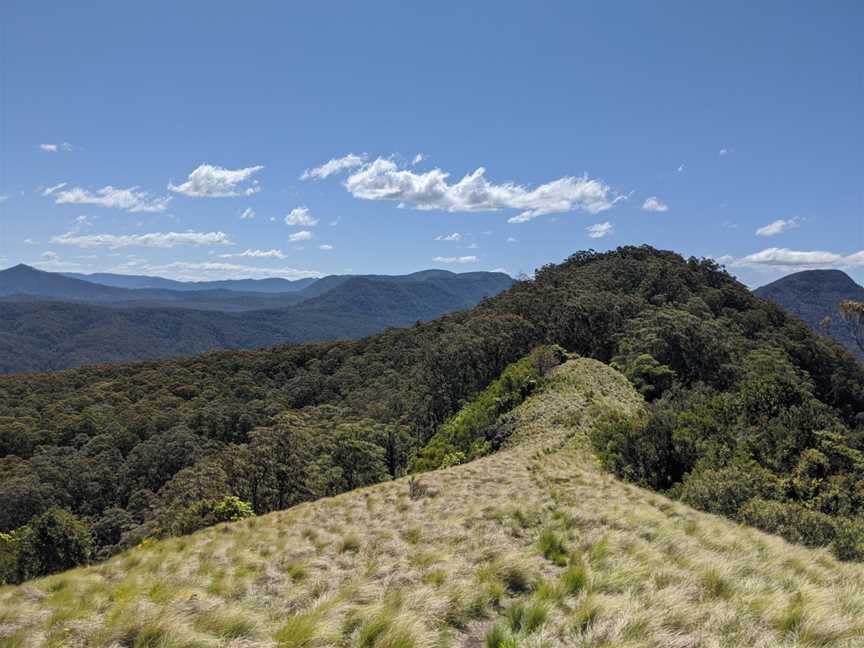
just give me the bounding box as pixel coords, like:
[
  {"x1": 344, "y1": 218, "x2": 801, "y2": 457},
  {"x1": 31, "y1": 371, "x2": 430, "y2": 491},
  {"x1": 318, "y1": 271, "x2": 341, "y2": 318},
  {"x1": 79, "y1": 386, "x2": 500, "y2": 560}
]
[{"x1": 2, "y1": 358, "x2": 864, "y2": 647}]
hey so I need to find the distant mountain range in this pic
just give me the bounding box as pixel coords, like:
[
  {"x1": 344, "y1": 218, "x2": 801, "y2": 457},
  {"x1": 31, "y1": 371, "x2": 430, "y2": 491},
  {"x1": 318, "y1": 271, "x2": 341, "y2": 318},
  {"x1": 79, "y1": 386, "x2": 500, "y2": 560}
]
[
  {"x1": 0, "y1": 264, "x2": 513, "y2": 373},
  {"x1": 754, "y1": 269, "x2": 864, "y2": 357},
  {"x1": 63, "y1": 270, "x2": 318, "y2": 293}
]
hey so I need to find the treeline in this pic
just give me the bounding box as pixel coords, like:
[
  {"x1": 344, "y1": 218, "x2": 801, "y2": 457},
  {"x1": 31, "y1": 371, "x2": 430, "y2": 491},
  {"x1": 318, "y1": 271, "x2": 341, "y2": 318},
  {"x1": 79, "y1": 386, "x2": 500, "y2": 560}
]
[{"x1": 3, "y1": 246, "x2": 864, "y2": 582}]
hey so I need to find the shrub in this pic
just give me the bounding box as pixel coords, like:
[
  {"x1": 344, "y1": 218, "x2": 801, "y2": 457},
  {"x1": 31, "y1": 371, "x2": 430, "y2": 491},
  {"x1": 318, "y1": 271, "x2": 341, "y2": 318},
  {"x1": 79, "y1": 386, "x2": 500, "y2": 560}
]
[
  {"x1": 679, "y1": 462, "x2": 782, "y2": 517},
  {"x1": 15, "y1": 508, "x2": 93, "y2": 581},
  {"x1": 211, "y1": 495, "x2": 254, "y2": 523},
  {"x1": 740, "y1": 499, "x2": 864, "y2": 561}
]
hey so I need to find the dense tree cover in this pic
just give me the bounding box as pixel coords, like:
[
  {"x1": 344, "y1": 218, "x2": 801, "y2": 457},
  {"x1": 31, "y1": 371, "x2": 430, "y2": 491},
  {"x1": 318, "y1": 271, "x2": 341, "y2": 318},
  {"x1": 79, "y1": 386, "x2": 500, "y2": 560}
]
[
  {"x1": 3, "y1": 246, "x2": 864, "y2": 581},
  {"x1": 411, "y1": 345, "x2": 567, "y2": 471}
]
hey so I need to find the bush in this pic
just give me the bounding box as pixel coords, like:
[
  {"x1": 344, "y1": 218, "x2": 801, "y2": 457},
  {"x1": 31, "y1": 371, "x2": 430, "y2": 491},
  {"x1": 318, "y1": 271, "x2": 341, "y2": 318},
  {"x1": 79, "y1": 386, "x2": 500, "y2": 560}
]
[
  {"x1": 739, "y1": 499, "x2": 864, "y2": 561},
  {"x1": 679, "y1": 462, "x2": 782, "y2": 517},
  {"x1": 211, "y1": 495, "x2": 254, "y2": 523},
  {"x1": 0, "y1": 531, "x2": 20, "y2": 585},
  {"x1": 15, "y1": 508, "x2": 93, "y2": 581}
]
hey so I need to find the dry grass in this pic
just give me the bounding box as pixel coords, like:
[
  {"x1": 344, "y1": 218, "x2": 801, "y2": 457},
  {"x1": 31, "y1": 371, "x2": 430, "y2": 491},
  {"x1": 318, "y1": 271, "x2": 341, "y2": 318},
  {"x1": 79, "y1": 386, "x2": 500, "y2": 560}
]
[{"x1": 2, "y1": 358, "x2": 864, "y2": 647}]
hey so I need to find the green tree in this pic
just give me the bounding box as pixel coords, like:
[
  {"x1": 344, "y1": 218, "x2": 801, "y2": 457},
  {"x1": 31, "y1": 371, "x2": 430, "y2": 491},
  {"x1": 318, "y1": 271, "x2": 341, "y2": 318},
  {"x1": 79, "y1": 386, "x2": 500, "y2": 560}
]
[{"x1": 16, "y1": 508, "x2": 93, "y2": 580}]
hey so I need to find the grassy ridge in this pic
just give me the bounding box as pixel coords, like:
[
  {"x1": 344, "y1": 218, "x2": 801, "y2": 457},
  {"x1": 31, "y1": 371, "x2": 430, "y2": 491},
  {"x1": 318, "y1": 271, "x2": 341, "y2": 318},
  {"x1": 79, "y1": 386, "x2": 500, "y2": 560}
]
[{"x1": 2, "y1": 358, "x2": 863, "y2": 647}]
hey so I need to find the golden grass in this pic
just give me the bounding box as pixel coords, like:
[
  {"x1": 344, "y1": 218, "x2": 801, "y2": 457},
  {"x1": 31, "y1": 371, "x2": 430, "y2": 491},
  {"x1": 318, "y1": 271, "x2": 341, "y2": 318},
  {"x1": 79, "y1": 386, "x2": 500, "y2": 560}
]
[{"x1": 1, "y1": 358, "x2": 864, "y2": 647}]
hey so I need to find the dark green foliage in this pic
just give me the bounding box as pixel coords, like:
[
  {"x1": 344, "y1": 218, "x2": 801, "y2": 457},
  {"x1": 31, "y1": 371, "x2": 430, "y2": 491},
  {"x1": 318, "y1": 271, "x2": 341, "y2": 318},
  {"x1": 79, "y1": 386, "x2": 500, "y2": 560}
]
[
  {"x1": 740, "y1": 499, "x2": 864, "y2": 560},
  {"x1": 411, "y1": 345, "x2": 566, "y2": 471},
  {"x1": 14, "y1": 508, "x2": 93, "y2": 581}
]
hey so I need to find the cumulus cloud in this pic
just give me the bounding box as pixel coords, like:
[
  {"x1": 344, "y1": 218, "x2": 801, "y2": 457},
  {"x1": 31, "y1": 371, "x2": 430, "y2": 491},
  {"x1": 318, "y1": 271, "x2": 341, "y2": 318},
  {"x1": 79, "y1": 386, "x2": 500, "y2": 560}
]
[
  {"x1": 168, "y1": 163, "x2": 263, "y2": 197},
  {"x1": 51, "y1": 230, "x2": 232, "y2": 249},
  {"x1": 412, "y1": 153, "x2": 424, "y2": 165},
  {"x1": 339, "y1": 157, "x2": 621, "y2": 222},
  {"x1": 719, "y1": 148, "x2": 733, "y2": 156},
  {"x1": 642, "y1": 197, "x2": 669, "y2": 212},
  {"x1": 435, "y1": 232, "x2": 462, "y2": 242},
  {"x1": 240, "y1": 207, "x2": 255, "y2": 220},
  {"x1": 219, "y1": 249, "x2": 285, "y2": 259},
  {"x1": 586, "y1": 222, "x2": 613, "y2": 239},
  {"x1": 285, "y1": 207, "x2": 319, "y2": 226},
  {"x1": 41, "y1": 182, "x2": 68, "y2": 196},
  {"x1": 725, "y1": 247, "x2": 864, "y2": 269},
  {"x1": 319, "y1": 244, "x2": 334, "y2": 251},
  {"x1": 301, "y1": 153, "x2": 366, "y2": 180},
  {"x1": 433, "y1": 255, "x2": 478, "y2": 264},
  {"x1": 289, "y1": 230, "x2": 313, "y2": 242},
  {"x1": 755, "y1": 218, "x2": 800, "y2": 237},
  {"x1": 41, "y1": 251, "x2": 59, "y2": 261},
  {"x1": 677, "y1": 164, "x2": 685, "y2": 173},
  {"x1": 53, "y1": 186, "x2": 171, "y2": 213}
]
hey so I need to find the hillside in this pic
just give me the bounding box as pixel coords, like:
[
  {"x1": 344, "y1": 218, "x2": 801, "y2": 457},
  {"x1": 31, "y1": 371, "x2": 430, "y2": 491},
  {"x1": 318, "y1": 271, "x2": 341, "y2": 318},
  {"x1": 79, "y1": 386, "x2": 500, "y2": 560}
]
[
  {"x1": 0, "y1": 271, "x2": 513, "y2": 373},
  {"x1": 63, "y1": 271, "x2": 318, "y2": 293},
  {"x1": 3, "y1": 246, "x2": 864, "y2": 594},
  {"x1": 2, "y1": 359, "x2": 863, "y2": 646},
  {"x1": 755, "y1": 269, "x2": 864, "y2": 358}
]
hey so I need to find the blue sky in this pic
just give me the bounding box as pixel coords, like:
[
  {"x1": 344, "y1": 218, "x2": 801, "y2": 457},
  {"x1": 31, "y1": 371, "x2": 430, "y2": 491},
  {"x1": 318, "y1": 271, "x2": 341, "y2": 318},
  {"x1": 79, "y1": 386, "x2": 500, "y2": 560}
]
[{"x1": 0, "y1": 1, "x2": 861, "y2": 286}]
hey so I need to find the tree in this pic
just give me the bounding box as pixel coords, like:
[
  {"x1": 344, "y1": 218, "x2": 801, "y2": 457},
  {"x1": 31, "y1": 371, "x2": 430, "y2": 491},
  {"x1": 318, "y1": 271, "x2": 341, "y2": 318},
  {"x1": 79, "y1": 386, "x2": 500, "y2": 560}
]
[
  {"x1": 16, "y1": 508, "x2": 93, "y2": 581},
  {"x1": 840, "y1": 300, "x2": 864, "y2": 352}
]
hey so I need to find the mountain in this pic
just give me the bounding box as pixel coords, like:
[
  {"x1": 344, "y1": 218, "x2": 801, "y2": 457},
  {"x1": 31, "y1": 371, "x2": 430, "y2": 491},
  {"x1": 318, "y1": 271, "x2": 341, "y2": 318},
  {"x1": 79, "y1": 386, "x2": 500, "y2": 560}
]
[
  {"x1": 63, "y1": 270, "x2": 319, "y2": 293},
  {"x1": 4, "y1": 246, "x2": 864, "y2": 644},
  {"x1": 2, "y1": 357, "x2": 863, "y2": 646},
  {"x1": 0, "y1": 264, "x2": 308, "y2": 310},
  {"x1": 754, "y1": 269, "x2": 864, "y2": 357},
  {"x1": 0, "y1": 271, "x2": 514, "y2": 373}
]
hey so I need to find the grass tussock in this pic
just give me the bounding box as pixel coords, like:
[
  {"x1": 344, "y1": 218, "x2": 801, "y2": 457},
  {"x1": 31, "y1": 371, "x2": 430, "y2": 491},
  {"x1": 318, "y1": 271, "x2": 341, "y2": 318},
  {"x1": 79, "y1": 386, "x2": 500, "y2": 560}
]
[{"x1": 1, "y1": 358, "x2": 864, "y2": 647}]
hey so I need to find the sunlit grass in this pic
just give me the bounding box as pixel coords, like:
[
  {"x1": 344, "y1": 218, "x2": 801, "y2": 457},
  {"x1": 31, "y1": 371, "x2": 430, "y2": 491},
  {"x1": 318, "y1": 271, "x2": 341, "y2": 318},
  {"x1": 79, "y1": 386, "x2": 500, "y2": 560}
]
[{"x1": 1, "y1": 358, "x2": 864, "y2": 646}]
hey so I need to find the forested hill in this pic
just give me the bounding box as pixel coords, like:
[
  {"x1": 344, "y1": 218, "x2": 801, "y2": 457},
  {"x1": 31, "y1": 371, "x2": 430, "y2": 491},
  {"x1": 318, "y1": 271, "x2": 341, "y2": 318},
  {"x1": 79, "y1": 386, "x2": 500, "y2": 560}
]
[
  {"x1": 0, "y1": 271, "x2": 513, "y2": 373},
  {"x1": 755, "y1": 268, "x2": 864, "y2": 357},
  {"x1": 3, "y1": 246, "x2": 864, "y2": 583}
]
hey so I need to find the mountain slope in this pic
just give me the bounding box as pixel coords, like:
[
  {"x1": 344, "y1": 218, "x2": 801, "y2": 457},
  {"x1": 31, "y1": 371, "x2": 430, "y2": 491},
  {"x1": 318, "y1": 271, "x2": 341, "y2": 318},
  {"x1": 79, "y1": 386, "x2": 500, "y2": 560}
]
[
  {"x1": 2, "y1": 359, "x2": 862, "y2": 647},
  {"x1": 0, "y1": 273, "x2": 513, "y2": 373},
  {"x1": 64, "y1": 271, "x2": 318, "y2": 293},
  {"x1": 754, "y1": 269, "x2": 864, "y2": 357}
]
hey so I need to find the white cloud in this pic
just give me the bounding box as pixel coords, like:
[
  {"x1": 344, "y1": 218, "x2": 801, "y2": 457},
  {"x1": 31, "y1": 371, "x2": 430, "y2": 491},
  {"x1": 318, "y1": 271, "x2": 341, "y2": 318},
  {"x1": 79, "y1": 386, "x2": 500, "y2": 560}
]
[
  {"x1": 319, "y1": 244, "x2": 334, "y2": 251},
  {"x1": 240, "y1": 207, "x2": 256, "y2": 220},
  {"x1": 41, "y1": 251, "x2": 59, "y2": 261},
  {"x1": 23, "y1": 238, "x2": 38, "y2": 245},
  {"x1": 42, "y1": 182, "x2": 68, "y2": 196},
  {"x1": 0, "y1": 194, "x2": 8, "y2": 203},
  {"x1": 168, "y1": 163, "x2": 263, "y2": 197},
  {"x1": 506, "y1": 237, "x2": 517, "y2": 243},
  {"x1": 729, "y1": 247, "x2": 852, "y2": 269},
  {"x1": 755, "y1": 218, "x2": 799, "y2": 237},
  {"x1": 341, "y1": 157, "x2": 621, "y2": 222},
  {"x1": 219, "y1": 249, "x2": 285, "y2": 259},
  {"x1": 586, "y1": 222, "x2": 613, "y2": 239},
  {"x1": 677, "y1": 164, "x2": 685, "y2": 173},
  {"x1": 285, "y1": 207, "x2": 319, "y2": 226},
  {"x1": 719, "y1": 148, "x2": 733, "y2": 156},
  {"x1": 289, "y1": 230, "x2": 313, "y2": 242},
  {"x1": 53, "y1": 186, "x2": 171, "y2": 213},
  {"x1": 435, "y1": 232, "x2": 462, "y2": 242},
  {"x1": 51, "y1": 230, "x2": 232, "y2": 249},
  {"x1": 433, "y1": 255, "x2": 478, "y2": 264},
  {"x1": 467, "y1": 242, "x2": 479, "y2": 249},
  {"x1": 301, "y1": 153, "x2": 366, "y2": 180},
  {"x1": 122, "y1": 261, "x2": 322, "y2": 282},
  {"x1": 39, "y1": 142, "x2": 74, "y2": 153},
  {"x1": 642, "y1": 197, "x2": 669, "y2": 212},
  {"x1": 412, "y1": 153, "x2": 424, "y2": 165}
]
